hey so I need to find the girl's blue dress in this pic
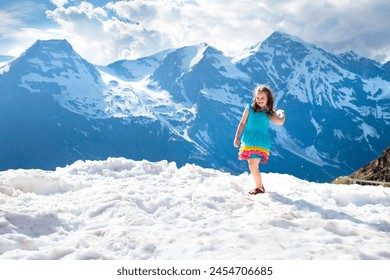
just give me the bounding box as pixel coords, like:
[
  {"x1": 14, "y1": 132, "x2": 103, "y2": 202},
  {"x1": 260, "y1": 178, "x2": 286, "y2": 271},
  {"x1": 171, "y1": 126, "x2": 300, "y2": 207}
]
[{"x1": 239, "y1": 104, "x2": 271, "y2": 163}]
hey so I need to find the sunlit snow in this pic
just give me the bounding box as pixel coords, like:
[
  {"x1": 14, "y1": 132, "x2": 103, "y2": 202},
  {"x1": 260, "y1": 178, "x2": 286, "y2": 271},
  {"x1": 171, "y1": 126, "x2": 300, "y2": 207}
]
[{"x1": 1, "y1": 158, "x2": 389, "y2": 260}]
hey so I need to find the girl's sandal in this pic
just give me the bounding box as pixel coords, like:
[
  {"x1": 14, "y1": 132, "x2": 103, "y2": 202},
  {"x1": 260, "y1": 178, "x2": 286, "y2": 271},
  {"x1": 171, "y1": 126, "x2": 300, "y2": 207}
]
[{"x1": 249, "y1": 185, "x2": 265, "y2": 195}]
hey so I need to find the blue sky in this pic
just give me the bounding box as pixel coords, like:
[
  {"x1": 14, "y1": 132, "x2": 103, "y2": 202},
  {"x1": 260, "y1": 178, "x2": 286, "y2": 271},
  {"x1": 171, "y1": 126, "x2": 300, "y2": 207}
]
[{"x1": 1, "y1": 0, "x2": 389, "y2": 65}]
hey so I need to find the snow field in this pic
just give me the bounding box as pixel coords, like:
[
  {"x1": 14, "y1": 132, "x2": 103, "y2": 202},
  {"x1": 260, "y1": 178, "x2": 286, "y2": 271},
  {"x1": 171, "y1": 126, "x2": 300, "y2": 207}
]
[{"x1": 0, "y1": 157, "x2": 389, "y2": 260}]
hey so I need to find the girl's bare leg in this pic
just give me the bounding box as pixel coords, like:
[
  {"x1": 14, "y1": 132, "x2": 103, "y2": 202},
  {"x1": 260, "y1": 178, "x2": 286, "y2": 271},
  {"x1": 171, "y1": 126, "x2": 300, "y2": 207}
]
[{"x1": 248, "y1": 158, "x2": 262, "y2": 189}]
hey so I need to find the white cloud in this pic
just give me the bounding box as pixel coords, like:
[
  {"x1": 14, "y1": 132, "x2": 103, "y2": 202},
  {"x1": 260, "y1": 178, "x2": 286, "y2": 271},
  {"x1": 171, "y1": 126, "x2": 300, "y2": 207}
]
[
  {"x1": 51, "y1": 0, "x2": 70, "y2": 8},
  {"x1": 271, "y1": 0, "x2": 390, "y2": 62},
  {"x1": 0, "y1": 11, "x2": 22, "y2": 34},
  {"x1": 46, "y1": 1, "x2": 164, "y2": 64},
  {"x1": 45, "y1": 0, "x2": 277, "y2": 64},
  {"x1": 2, "y1": 0, "x2": 389, "y2": 65}
]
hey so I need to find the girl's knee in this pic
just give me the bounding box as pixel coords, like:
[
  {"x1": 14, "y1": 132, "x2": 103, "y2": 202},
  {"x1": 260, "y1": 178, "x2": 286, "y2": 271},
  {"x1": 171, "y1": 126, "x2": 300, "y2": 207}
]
[
  {"x1": 247, "y1": 159, "x2": 261, "y2": 172},
  {"x1": 248, "y1": 163, "x2": 259, "y2": 172}
]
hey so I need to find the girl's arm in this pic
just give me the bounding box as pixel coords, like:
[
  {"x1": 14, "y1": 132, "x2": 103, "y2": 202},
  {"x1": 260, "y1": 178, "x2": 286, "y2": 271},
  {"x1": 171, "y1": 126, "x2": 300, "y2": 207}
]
[
  {"x1": 233, "y1": 107, "x2": 249, "y2": 147},
  {"x1": 270, "y1": 110, "x2": 285, "y2": 125}
]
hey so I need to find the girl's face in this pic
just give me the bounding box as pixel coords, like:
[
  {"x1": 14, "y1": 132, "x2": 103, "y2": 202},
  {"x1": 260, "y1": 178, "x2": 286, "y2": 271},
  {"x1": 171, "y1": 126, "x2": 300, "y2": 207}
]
[{"x1": 255, "y1": 91, "x2": 268, "y2": 108}]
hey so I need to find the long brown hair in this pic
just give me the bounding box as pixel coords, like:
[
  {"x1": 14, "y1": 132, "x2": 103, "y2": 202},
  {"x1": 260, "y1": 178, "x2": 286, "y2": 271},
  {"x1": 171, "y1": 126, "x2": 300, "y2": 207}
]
[{"x1": 251, "y1": 85, "x2": 275, "y2": 116}]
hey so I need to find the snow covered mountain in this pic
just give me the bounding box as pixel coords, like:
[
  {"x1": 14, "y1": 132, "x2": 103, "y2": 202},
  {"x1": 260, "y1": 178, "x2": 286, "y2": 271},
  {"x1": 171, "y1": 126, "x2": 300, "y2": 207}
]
[
  {"x1": 0, "y1": 32, "x2": 388, "y2": 182},
  {"x1": 237, "y1": 32, "x2": 389, "y2": 180},
  {"x1": 0, "y1": 40, "x2": 199, "y2": 171}
]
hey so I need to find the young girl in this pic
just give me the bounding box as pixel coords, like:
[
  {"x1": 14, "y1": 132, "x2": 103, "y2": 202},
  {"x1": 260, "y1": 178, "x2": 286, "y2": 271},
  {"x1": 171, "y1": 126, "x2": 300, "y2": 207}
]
[{"x1": 233, "y1": 85, "x2": 285, "y2": 195}]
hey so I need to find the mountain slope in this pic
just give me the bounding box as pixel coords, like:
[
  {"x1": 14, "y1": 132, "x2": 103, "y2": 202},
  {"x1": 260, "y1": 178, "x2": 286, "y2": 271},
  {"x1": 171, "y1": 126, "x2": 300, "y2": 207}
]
[
  {"x1": 5, "y1": 40, "x2": 107, "y2": 118},
  {"x1": 0, "y1": 32, "x2": 388, "y2": 182},
  {"x1": 235, "y1": 32, "x2": 389, "y2": 180},
  {"x1": 0, "y1": 40, "x2": 200, "y2": 170}
]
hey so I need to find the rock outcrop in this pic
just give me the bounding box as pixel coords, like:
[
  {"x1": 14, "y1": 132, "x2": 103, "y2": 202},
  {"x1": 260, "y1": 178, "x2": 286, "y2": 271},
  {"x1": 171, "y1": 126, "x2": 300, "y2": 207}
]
[{"x1": 350, "y1": 144, "x2": 390, "y2": 182}]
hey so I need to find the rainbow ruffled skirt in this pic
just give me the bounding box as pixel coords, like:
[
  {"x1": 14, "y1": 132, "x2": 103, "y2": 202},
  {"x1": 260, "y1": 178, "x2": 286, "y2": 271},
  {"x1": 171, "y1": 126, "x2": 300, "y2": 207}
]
[{"x1": 238, "y1": 146, "x2": 270, "y2": 163}]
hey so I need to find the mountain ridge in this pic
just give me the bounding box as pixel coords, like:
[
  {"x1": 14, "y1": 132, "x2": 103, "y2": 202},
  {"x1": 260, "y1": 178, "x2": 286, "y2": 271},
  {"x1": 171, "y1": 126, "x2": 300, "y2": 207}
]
[{"x1": 0, "y1": 31, "x2": 388, "y2": 182}]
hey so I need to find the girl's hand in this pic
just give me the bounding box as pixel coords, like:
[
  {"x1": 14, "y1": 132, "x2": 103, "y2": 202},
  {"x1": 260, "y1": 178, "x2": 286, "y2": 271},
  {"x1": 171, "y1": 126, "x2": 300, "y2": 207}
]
[
  {"x1": 270, "y1": 109, "x2": 285, "y2": 125},
  {"x1": 276, "y1": 109, "x2": 284, "y2": 118},
  {"x1": 233, "y1": 138, "x2": 240, "y2": 148}
]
